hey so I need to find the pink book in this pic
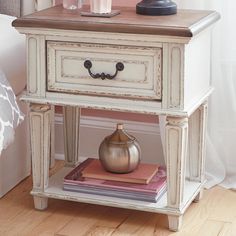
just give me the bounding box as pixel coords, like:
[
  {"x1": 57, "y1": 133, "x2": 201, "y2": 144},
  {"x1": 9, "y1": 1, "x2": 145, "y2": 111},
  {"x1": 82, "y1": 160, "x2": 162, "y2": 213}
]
[
  {"x1": 81, "y1": 159, "x2": 159, "y2": 184},
  {"x1": 64, "y1": 158, "x2": 166, "y2": 194}
]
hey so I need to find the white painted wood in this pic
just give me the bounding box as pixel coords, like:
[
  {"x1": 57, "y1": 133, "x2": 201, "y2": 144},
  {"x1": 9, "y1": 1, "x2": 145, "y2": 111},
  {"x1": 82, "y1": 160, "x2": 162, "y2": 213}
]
[
  {"x1": 33, "y1": 196, "x2": 48, "y2": 210},
  {"x1": 26, "y1": 35, "x2": 46, "y2": 97},
  {"x1": 50, "y1": 106, "x2": 55, "y2": 168},
  {"x1": 63, "y1": 106, "x2": 81, "y2": 167},
  {"x1": 165, "y1": 117, "x2": 188, "y2": 211},
  {"x1": 18, "y1": 13, "x2": 215, "y2": 231},
  {"x1": 188, "y1": 109, "x2": 201, "y2": 181},
  {"x1": 165, "y1": 44, "x2": 185, "y2": 110},
  {"x1": 184, "y1": 31, "x2": 211, "y2": 110},
  {"x1": 47, "y1": 41, "x2": 162, "y2": 100},
  {"x1": 31, "y1": 166, "x2": 203, "y2": 215},
  {"x1": 193, "y1": 189, "x2": 204, "y2": 203},
  {"x1": 22, "y1": 28, "x2": 214, "y2": 116},
  {"x1": 21, "y1": 88, "x2": 213, "y2": 117},
  {"x1": 168, "y1": 215, "x2": 183, "y2": 232},
  {"x1": 30, "y1": 104, "x2": 51, "y2": 210},
  {"x1": 189, "y1": 101, "x2": 208, "y2": 183},
  {"x1": 27, "y1": 37, "x2": 37, "y2": 94}
]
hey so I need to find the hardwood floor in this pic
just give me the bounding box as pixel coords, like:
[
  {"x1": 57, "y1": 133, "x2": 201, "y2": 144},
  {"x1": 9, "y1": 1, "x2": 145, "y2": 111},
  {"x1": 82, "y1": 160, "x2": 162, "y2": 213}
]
[{"x1": 0, "y1": 162, "x2": 235, "y2": 236}]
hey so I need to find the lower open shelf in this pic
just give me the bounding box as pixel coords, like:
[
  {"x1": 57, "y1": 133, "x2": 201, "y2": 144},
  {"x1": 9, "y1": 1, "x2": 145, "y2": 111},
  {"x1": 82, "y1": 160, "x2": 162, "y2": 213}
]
[{"x1": 31, "y1": 167, "x2": 203, "y2": 216}]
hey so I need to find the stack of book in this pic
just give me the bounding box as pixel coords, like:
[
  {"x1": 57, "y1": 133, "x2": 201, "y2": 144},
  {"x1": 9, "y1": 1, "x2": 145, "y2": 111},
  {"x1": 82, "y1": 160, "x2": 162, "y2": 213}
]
[{"x1": 63, "y1": 158, "x2": 167, "y2": 203}]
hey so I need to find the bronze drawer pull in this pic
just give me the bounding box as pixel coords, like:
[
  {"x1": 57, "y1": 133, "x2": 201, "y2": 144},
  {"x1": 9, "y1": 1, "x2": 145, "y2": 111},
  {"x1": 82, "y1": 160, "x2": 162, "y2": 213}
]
[{"x1": 84, "y1": 60, "x2": 124, "y2": 80}]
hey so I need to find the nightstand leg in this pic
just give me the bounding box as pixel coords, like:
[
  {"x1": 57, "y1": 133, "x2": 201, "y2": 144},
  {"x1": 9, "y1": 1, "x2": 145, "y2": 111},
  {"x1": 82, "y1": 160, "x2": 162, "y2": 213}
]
[
  {"x1": 34, "y1": 196, "x2": 48, "y2": 210},
  {"x1": 188, "y1": 101, "x2": 208, "y2": 201},
  {"x1": 63, "y1": 106, "x2": 81, "y2": 167},
  {"x1": 168, "y1": 215, "x2": 183, "y2": 232},
  {"x1": 165, "y1": 116, "x2": 188, "y2": 231},
  {"x1": 194, "y1": 189, "x2": 204, "y2": 202},
  {"x1": 30, "y1": 104, "x2": 51, "y2": 210},
  {"x1": 49, "y1": 106, "x2": 55, "y2": 168}
]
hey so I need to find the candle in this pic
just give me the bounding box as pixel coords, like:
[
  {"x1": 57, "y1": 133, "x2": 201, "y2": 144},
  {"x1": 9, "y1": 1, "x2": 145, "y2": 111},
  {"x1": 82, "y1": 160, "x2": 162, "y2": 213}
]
[{"x1": 90, "y1": 0, "x2": 112, "y2": 14}]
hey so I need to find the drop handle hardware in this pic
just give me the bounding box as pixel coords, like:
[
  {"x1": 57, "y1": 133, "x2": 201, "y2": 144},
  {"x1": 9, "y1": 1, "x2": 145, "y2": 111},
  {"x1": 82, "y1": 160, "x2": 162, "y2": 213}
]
[{"x1": 84, "y1": 60, "x2": 124, "y2": 80}]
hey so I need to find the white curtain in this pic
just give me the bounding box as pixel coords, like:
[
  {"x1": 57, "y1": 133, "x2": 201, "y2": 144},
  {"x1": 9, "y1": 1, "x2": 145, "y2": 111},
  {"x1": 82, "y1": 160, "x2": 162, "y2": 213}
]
[{"x1": 174, "y1": 0, "x2": 236, "y2": 188}]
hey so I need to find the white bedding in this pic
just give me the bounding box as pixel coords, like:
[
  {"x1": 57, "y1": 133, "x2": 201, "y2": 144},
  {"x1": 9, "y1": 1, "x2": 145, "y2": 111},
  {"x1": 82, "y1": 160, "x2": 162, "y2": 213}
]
[
  {"x1": 0, "y1": 70, "x2": 24, "y2": 154},
  {"x1": 0, "y1": 14, "x2": 26, "y2": 153}
]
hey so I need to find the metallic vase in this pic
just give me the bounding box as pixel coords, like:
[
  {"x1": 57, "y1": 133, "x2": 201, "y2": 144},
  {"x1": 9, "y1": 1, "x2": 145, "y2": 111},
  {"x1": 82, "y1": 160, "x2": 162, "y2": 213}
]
[{"x1": 99, "y1": 124, "x2": 141, "y2": 174}]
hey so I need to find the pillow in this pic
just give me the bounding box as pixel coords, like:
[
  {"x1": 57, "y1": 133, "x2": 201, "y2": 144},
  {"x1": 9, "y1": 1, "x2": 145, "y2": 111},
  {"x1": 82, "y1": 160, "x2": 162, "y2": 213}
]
[{"x1": 0, "y1": 70, "x2": 24, "y2": 154}]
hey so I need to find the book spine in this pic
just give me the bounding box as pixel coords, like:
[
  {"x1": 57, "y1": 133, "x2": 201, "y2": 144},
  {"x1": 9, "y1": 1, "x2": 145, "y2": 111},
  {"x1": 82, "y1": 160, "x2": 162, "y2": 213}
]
[
  {"x1": 63, "y1": 186, "x2": 164, "y2": 203},
  {"x1": 64, "y1": 178, "x2": 166, "y2": 194},
  {"x1": 63, "y1": 183, "x2": 160, "y2": 197},
  {"x1": 81, "y1": 174, "x2": 147, "y2": 184}
]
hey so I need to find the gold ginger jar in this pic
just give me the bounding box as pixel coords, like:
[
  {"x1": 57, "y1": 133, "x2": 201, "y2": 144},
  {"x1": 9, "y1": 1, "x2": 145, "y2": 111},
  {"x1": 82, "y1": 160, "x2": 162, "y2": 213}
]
[{"x1": 99, "y1": 124, "x2": 141, "y2": 174}]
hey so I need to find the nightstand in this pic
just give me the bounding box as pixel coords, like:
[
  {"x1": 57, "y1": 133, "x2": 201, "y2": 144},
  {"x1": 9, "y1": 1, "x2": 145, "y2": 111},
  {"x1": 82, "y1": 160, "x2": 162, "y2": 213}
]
[{"x1": 13, "y1": 6, "x2": 220, "y2": 231}]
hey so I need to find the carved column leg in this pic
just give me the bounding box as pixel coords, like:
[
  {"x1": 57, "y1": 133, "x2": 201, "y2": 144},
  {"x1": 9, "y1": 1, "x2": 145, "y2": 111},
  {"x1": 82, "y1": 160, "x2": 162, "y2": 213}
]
[
  {"x1": 63, "y1": 106, "x2": 80, "y2": 167},
  {"x1": 30, "y1": 104, "x2": 51, "y2": 210},
  {"x1": 49, "y1": 106, "x2": 55, "y2": 168},
  {"x1": 188, "y1": 101, "x2": 208, "y2": 202},
  {"x1": 165, "y1": 117, "x2": 188, "y2": 231}
]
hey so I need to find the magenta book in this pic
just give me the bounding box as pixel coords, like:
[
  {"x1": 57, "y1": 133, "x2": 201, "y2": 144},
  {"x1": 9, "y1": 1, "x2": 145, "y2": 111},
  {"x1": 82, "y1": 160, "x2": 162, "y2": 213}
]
[{"x1": 64, "y1": 158, "x2": 166, "y2": 194}]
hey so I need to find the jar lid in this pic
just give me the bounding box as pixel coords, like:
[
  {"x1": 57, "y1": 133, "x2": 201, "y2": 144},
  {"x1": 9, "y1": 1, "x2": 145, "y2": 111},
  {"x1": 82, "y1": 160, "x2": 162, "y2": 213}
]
[{"x1": 105, "y1": 123, "x2": 135, "y2": 144}]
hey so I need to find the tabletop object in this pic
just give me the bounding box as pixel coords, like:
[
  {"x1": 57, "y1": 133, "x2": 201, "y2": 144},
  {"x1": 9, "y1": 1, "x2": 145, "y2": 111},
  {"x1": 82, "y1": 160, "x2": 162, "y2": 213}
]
[{"x1": 136, "y1": 0, "x2": 177, "y2": 15}]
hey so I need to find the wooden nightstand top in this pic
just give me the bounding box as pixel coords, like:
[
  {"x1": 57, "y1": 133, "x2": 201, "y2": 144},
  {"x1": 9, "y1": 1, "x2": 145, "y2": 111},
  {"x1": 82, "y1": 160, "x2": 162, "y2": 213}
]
[{"x1": 12, "y1": 5, "x2": 220, "y2": 37}]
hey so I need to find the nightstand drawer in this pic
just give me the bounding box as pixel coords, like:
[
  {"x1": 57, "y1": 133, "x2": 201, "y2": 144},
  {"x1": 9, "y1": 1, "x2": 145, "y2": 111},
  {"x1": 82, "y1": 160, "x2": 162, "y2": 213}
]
[{"x1": 47, "y1": 41, "x2": 162, "y2": 100}]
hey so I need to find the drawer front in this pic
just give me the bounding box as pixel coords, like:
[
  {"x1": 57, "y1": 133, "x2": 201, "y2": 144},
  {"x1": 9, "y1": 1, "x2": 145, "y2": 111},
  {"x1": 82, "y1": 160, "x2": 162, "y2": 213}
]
[{"x1": 47, "y1": 41, "x2": 162, "y2": 100}]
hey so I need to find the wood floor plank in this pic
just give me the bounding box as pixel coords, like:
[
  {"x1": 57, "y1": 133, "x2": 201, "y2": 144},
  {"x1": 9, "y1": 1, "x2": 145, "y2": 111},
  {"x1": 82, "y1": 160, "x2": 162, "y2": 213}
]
[
  {"x1": 133, "y1": 214, "x2": 161, "y2": 236},
  {"x1": 23, "y1": 201, "x2": 86, "y2": 236},
  {"x1": 95, "y1": 207, "x2": 131, "y2": 228},
  {"x1": 0, "y1": 179, "x2": 33, "y2": 222},
  {"x1": 208, "y1": 189, "x2": 236, "y2": 222},
  {"x1": 1, "y1": 209, "x2": 51, "y2": 236},
  {"x1": 228, "y1": 217, "x2": 236, "y2": 236},
  {"x1": 57, "y1": 204, "x2": 112, "y2": 236},
  {"x1": 193, "y1": 220, "x2": 232, "y2": 236},
  {"x1": 86, "y1": 226, "x2": 115, "y2": 236},
  {"x1": 111, "y1": 211, "x2": 159, "y2": 235}
]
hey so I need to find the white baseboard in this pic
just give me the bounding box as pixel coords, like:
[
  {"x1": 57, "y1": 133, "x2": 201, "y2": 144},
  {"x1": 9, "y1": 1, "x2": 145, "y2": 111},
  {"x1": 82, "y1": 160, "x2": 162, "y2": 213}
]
[{"x1": 55, "y1": 114, "x2": 165, "y2": 165}]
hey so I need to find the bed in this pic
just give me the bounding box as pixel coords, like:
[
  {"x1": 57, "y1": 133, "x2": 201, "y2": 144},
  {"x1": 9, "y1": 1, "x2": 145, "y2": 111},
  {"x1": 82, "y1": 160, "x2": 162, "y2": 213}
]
[{"x1": 0, "y1": 0, "x2": 35, "y2": 197}]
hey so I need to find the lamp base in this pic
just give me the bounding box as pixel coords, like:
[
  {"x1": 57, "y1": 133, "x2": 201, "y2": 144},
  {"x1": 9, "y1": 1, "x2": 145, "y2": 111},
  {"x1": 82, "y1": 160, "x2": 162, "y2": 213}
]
[{"x1": 136, "y1": 0, "x2": 177, "y2": 16}]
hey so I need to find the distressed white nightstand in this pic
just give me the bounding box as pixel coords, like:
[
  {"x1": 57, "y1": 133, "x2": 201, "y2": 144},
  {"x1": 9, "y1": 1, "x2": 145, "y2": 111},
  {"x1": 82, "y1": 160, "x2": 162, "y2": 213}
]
[{"x1": 13, "y1": 6, "x2": 220, "y2": 231}]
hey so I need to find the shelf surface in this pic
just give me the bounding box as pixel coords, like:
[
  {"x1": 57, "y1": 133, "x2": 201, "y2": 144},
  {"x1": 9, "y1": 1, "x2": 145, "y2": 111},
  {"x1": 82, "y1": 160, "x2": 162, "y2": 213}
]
[{"x1": 31, "y1": 167, "x2": 203, "y2": 215}]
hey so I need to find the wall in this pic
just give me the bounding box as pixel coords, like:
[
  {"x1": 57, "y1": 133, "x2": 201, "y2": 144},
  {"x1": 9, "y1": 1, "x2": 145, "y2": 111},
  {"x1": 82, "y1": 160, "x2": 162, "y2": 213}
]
[{"x1": 55, "y1": 113, "x2": 164, "y2": 165}]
